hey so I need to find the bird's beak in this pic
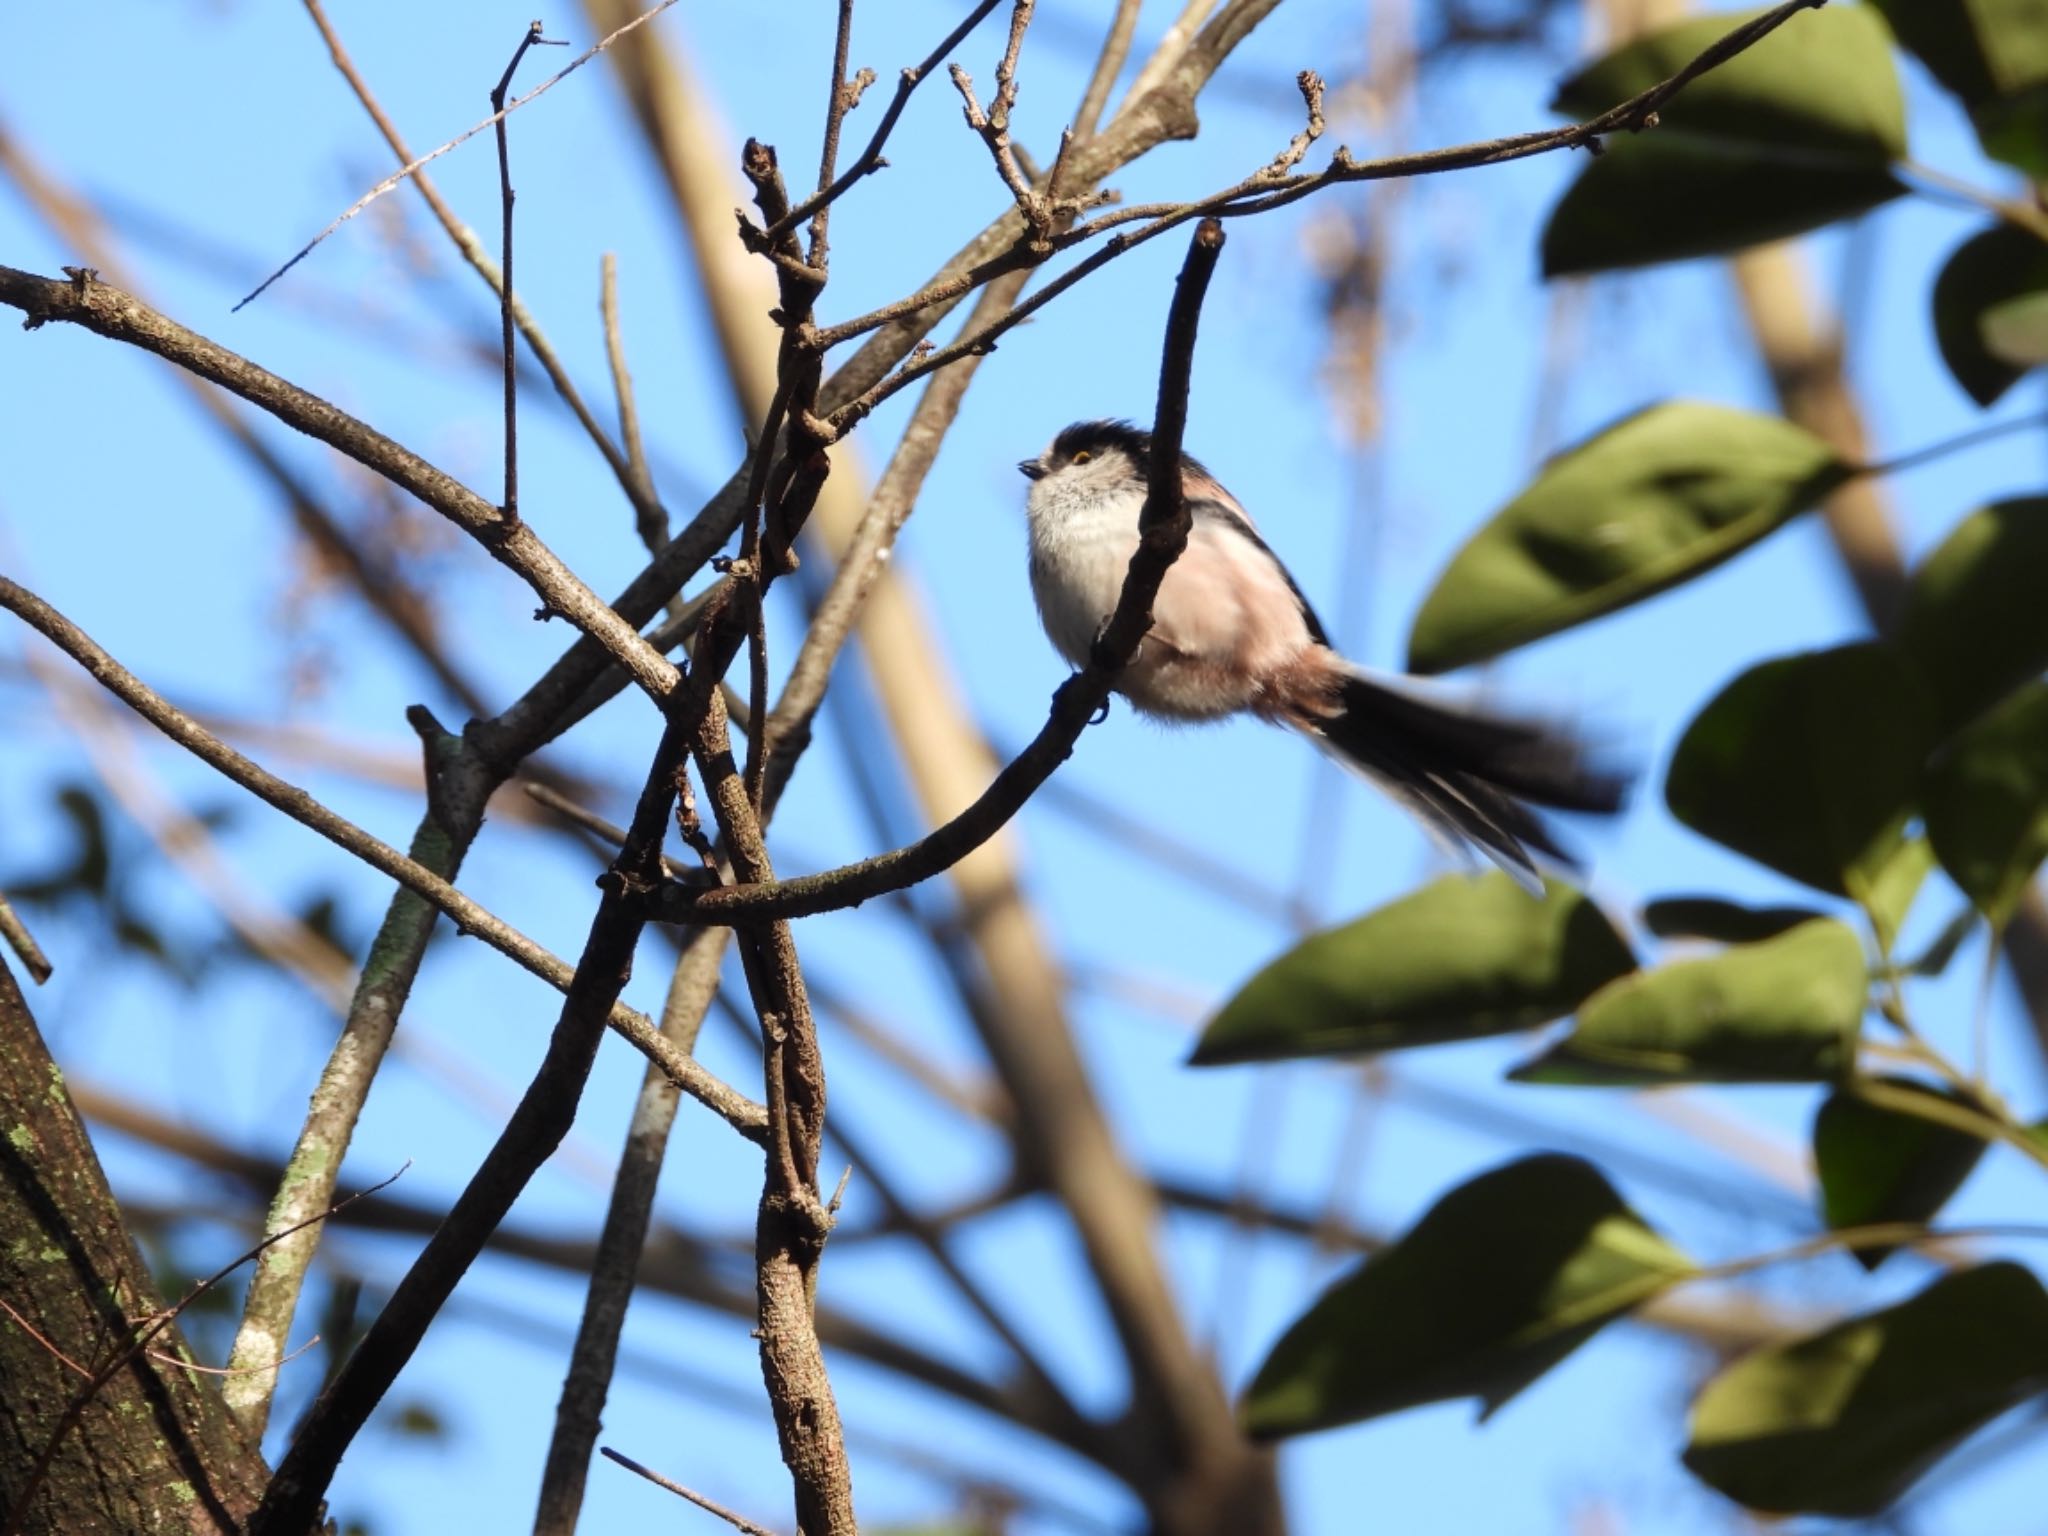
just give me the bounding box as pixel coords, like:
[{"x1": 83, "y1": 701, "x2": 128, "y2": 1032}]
[{"x1": 1017, "y1": 459, "x2": 1047, "y2": 481}]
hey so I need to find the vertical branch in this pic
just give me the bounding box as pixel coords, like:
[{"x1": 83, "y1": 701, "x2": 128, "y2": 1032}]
[
  {"x1": 532, "y1": 926, "x2": 733, "y2": 1535},
  {"x1": 601, "y1": 252, "x2": 664, "y2": 554},
  {"x1": 249, "y1": 711, "x2": 697, "y2": 1536},
  {"x1": 492, "y1": 21, "x2": 564, "y2": 520}
]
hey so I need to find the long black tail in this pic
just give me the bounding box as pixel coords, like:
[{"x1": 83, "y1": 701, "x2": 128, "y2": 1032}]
[{"x1": 1310, "y1": 669, "x2": 1629, "y2": 883}]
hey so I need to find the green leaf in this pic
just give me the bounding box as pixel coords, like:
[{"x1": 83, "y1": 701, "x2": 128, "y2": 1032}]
[
  {"x1": 1898, "y1": 499, "x2": 2048, "y2": 734},
  {"x1": 1542, "y1": 142, "x2": 1905, "y2": 276},
  {"x1": 1684, "y1": 1263, "x2": 2048, "y2": 1516},
  {"x1": 1923, "y1": 682, "x2": 2048, "y2": 928},
  {"x1": 1666, "y1": 643, "x2": 1934, "y2": 898},
  {"x1": 1511, "y1": 918, "x2": 1865, "y2": 1085},
  {"x1": 1813, "y1": 1077, "x2": 1989, "y2": 1270},
  {"x1": 1552, "y1": 6, "x2": 1907, "y2": 156},
  {"x1": 1408, "y1": 403, "x2": 1848, "y2": 675},
  {"x1": 1543, "y1": 7, "x2": 1906, "y2": 275},
  {"x1": 1982, "y1": 289, "x2": 2048, "y2": 367},
  {"x1": 1191, "y1": 873, "x2": 1633, "y2": 1065},
  {"x1": 1241, "y1": 1155, "x2": 1693, "y2": 1437},
  {"x1": 1861, "y1": 835, "x2": 1934, "y2": 959},
  {"x1": 1932, "y1": 225, "x2": 2048, "y2": 407},
  {"x1": 1642, "y1": 896, "x2": 1821, "y2": 945},
  {"x1": 1870, "y1": 0, "x2": 2048, "y2": 174},
  {"x1": 1898, "y1": 903, "x2": 1981, "y2": 978}
]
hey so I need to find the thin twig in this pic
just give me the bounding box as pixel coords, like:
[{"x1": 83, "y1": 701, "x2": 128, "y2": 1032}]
[
  {"x1": 299, "y1": 0, "x2": 664, "y2": 533},
  {"x1": 810, "y1": 0, "x2": 1828, "y2": 369},
  {"x1": 237, "y1": 0, "x2": 684, "y2": 310},
  {"x1": 0, "y1": 889, "x2": 52, "y2": 984},
  {"x1": 250, "y1": 714, "x2": 699, "y2": 1535},
  {"x1": 0, "y1": 264, "x2": 683, "y2": 706},
  {"x1": 759, "y1": 0, "x2": 1008, "y2": 246},
  {"x1": 533, "y1": 927, "x2": 732, "y2": 1534},
  {"x1": 0, "y1": 576, "x2": 766, "y2": 1143},
  {"x1": 601, "y1": 252, "x2": 664, "y2": 553},
  {"x1": 599, "y1": 1447, "x2": 778, "y2": 1535},
  {"x1": 1073, "y1": 0, "x2": 1144, "y2": 140},
  {"x1": 652, "y1": 217, "x2": 1226, "y2": 925},
  {"x1": 493, "y1": 21, "x2": 568, "y2": 522},
  {"x1": 3, "y1": 1167, "x2": 407, "y2": 1536},
  {"x1": 806, "y1": 0, "x2": 864, "y2": 266}
]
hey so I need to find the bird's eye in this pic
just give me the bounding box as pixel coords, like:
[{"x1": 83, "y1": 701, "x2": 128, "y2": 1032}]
[{"x1": 1071, "y1": 450, "x2": 1092, "y2": 465}]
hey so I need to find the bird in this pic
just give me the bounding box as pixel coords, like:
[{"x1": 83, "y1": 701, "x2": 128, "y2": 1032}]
[{"x1": 1017, "y1": 419, "x2": 1627, "y2": 884}]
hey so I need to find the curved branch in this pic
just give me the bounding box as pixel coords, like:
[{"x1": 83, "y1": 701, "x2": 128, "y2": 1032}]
[
  {"x1": 0, "y1": 576, "x2": 765, "y2": 1144},
  {"x1": 648, "y1": 216, "x2": 1226, "y2": 930}
]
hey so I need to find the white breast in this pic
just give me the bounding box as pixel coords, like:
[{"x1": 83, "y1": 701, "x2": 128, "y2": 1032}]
[{"x1": 1027, "y1": 480, "x2": 1144, "y2": 668}]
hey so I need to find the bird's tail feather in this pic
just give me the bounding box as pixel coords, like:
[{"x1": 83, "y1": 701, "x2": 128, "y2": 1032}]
[{"x1": 1302, "y1": 669, "x2": 1628, "y2": 886}]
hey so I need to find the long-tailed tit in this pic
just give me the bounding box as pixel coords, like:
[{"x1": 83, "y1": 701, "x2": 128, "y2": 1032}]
[{"x1": 1019, "y1": 420, "x2": 1627, "y2": 882}]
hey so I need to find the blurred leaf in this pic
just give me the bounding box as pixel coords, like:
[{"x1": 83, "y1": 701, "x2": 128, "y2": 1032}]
[
  {"x1": 1870, "y1": 0, "x2": 2048, "y2": 173},
  {"x1": 1408, "y1": 403, "x2": 1848, "y2": 674},
  {"x1": 297, "y1": 892, "x2": 360, "y2": 962},
  {"x1": 384, "y1": 1400, "x2": 448, "y2": 1442},
  {"x1": 1933, "y1": 225, "x2": 2048, "y2": 406},
  {"x1": 1544, "y1": 7, "x2": 1905, "y2": 275},
  {"x1": 1861, "y1": 836, "x2": 1934, "y2": 958},
  {"x1": 1192, "y1": 873, "x2": 1633, "y2": 1065},
  {"x1": 1552, "y1": 6, "x2": 1906, "y2": 154},
  {"x1": 1542, "y1": 142, "x2": 1904, "y2": 276},
  {"x1": 1666, "y1": 644, "x2": 1933, "y2": 897},
  {"x1": 1813, "y1": 1077, "x2": 1988, "y2": 1270},
  {"x1": 1983, "y1": 289, "x2": 2048, "y2": 367},
  {"x1": 1899, "y1": 903, "x2": 1980, "y2": 977},
  {"x1": 1923, "y1": 682, "x2": 2048, "y2": 928},
  {"x1": 1642, "y1": 895, "x2": 1821, "y2": 945},
  {"x1": 56, "y1": 785, "x2": 112, "y2": 896},
  {"x1": 1512, "y1": 918, "x2": 1865, "y2": 1085},
  {"x1": 1899, "y1": 498, "x2": 2048, "y2": 734},
  {"x1": 1241, "y1": 1155, "x2": 1693, "y2": 1437},
  {"x1": 1684, "y1": 1263, "x2": 2048, "y2": 1515}
]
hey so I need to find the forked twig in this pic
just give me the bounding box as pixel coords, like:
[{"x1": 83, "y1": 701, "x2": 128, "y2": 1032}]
[{"x1": 236, "y1": 0, "x2": 682, "y2": 310}]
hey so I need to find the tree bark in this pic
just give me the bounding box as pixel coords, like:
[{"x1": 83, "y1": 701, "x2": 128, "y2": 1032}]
[{"x1": 0, "y1": 958, "x2": 272, "y2": 1535}]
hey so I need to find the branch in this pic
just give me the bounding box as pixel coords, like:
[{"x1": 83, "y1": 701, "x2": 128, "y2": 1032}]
[
  {"x1": 807, "y1": 0, "x2": 1828, "y2": 386},
  {"x1": 0, "y1": 265, "x2": 683, "y2": 707},
  {"x1": 298, "y1": 0, "x2": 664, "y2": 537},
  {"x1": 492, "y1": 21, "x2": 569, "y2": 523},
  {"x1": 598, "y1": 1448, "x2": 777, "y2": 1536},
  {"x1": 0, "y1": 889, "x2": 52, "y2": 984},
  {"x1": 250, "y1": 710, "x2": 698, "y2": 1534},
  {"x1": 0, "y1": 576, "x2": 766, "y2": 1144},
  {"x1": 648, "y1": 218, "x2": 1228, "y2": 927},
  {"x1": 237, "y1": 0, "x2": 686, "y2": 310},
  {"x1": 757, "y1": 0, "x2": 1008, "y2": 246},
  {"x1": 532, "y1": 927, "x2": 732, "y2": 1534}
]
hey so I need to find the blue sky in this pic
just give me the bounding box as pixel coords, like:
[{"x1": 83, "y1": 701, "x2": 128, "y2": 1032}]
[{"x1": 5, "y1": 2, "x2": 2048, "y2": 1533}]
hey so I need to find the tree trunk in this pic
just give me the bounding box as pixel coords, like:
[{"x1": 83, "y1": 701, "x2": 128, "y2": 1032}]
[{"x1": 0, "y1": 957, "x2": 273, "y2": 1534}]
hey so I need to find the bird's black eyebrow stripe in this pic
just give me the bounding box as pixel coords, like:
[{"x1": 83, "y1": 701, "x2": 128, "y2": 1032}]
[{"x1": 1048, "y1": 418, "x2": 1215, "y2": 481}]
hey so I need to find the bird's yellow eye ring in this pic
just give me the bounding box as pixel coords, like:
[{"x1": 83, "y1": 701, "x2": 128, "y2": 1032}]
[{"x1": 1071, "y1": 450, "x2": 1092, "y2": 465}]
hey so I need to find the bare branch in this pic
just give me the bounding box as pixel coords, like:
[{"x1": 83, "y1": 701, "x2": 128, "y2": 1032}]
[
  {"x1": 298, "y1": 0, "x2": 660, "y2": 532},
  {"x1": 1073, "y1": 0, "x2": 1145, "y2": 141},
  {"x1": 0, "y1": 264, "x2": 682, "y2": 706},
  {"x1": 758, "y1": 0, "x2": 1008, "y2": 246},
  {"x1": 0, "y1": 576, "x2": 765, "y2": 1144},
  {"x1": 533, "y1": 927, "x2": 732, "y2": 1534},
  {"x1": 599, "y1": 1447, "x2": 778, "y2": 1535},
  {"x1": 492, "y1": 21, "x2": 569, "y2": 523},
  {"x1": 648, "y1": 221, "x2": 1225, "y2": 926},
  {"x1": 237, "y1": 0, "x2": 685, "y2": 311},
  {"x1": 0, "y1": 890, "x2": 52, "y2": 985},
  {"x1": 601, "y1": 252, "x2": 664, "y2": 553},
  {"x1": 249, "y1": 711, "x2": 698, "y2": 1534}
]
